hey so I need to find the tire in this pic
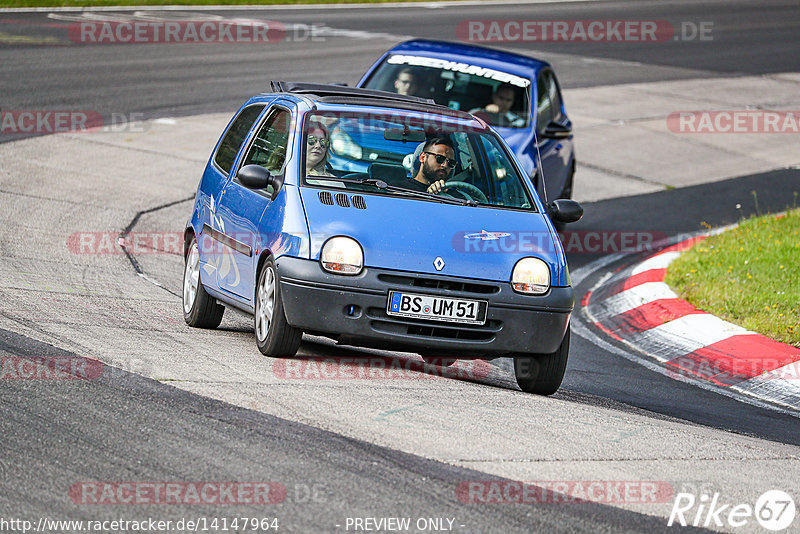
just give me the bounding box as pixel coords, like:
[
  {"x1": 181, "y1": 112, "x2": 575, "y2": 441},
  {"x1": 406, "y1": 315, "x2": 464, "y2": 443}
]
[
  {"x1": 183, "y1": 237, "x2": 224, "y2": 329},
  {"x1": 514, "y1": 327, "x2": 570, "y2": 395},
  {"x1": 254, "y1": 256, "x2": 302, "y2": 357}
]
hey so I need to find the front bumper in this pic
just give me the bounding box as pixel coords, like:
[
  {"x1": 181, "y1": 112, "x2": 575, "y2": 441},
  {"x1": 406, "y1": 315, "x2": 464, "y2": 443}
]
[{"x1": 276, "y1": 256, "x2": 572, "y2": 357}]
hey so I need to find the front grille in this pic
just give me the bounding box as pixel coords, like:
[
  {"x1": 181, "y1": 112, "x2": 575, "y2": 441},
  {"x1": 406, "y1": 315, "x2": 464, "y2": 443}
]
[
  {"x1": 367, "y1": 307, "x2": 500, "y2": 341},
  {"x1": 377, "y1": 273, "x2": 499, "y2": 295}
]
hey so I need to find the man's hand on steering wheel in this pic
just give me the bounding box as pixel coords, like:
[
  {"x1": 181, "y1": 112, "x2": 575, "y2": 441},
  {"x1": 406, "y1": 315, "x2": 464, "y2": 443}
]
[{"x1": 426, "y1": 180, "x2": 446, "y2": 194}]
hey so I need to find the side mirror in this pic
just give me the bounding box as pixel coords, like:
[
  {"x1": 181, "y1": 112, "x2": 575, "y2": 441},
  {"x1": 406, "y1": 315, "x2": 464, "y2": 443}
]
[
  {"x1": 542, "y1": 119, "x2": 572, "y2": 139},
  {"x1": 548, "y1": 199, "x2": 583, "y2": 224},
  {"x1": 238, "y1": 164, "x2": 273, "y2": 189}
]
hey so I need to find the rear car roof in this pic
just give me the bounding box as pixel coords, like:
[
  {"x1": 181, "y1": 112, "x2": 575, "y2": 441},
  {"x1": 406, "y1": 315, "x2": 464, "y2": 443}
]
[{"x1": 384, "y1": 39, "x2": 550, "y2": 78}]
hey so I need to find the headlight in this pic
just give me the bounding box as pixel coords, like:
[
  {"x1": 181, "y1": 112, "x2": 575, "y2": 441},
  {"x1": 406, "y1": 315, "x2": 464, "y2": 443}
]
[
  {"x1": 511, "y1": 257, "x2": 550, "y2": 295},
  {"x1": 320, "y1": 236, "x2": 363, "y2": 275}
]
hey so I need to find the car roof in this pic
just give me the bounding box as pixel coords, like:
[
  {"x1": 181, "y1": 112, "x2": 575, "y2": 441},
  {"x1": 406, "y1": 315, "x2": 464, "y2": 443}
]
[
  {"x1": 383, "y1": 39, "x2": 550, "y2": 78},
  {"x1": 263, "y1": 81, "x2": 481, "y2": 122}
]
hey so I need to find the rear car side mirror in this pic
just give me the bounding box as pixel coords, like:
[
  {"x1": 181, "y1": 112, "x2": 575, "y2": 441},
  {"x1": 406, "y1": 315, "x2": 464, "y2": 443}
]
[
  {"x1": 548, "y1": 199, "x2": 583, "y2": 224},
  {"x1": 542, "y1": 119, "x2": 572, "y2": 139}
]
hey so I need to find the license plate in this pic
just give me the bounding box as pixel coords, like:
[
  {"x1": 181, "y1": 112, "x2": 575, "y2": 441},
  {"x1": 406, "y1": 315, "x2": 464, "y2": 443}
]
[{"x1": 386, "y1": 291, "x2": 487, "y2": 325}]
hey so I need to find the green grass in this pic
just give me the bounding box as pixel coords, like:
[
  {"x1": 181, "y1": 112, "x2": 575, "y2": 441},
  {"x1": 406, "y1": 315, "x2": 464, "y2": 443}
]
[
  {"x1": 665, "y1": 208, "x2": 800, "y2": 347},
  {"x1": 2, "y1": 0, "x2": 435, "y2": 7}
]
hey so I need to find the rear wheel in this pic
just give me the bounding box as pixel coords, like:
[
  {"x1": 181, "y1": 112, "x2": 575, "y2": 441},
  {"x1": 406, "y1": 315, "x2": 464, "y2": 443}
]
[
  {"x1": 183, "y1": 237, "x2": 224, "y2": 329},
  {"x1": 514, "y1": 327, "x2": 570, "y2": 395},
  {"x1": 254, "y1": 256, "x2": 302, "y2": 357}
]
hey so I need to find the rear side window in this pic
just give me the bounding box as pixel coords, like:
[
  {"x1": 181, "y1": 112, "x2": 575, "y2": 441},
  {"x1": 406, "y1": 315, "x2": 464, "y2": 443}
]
[
  {"x1": 240, "y1": 108, "x2": 291, "y2": 173},
  {"x1": 238, "y1": 108, "x2": 292, "y2": 196},
  {"x1": 214, "y1": 104, "x2": 265, "y2": 175},
  {"x1": 536, "y1": 71, "x2": 563, "y2": 134}
]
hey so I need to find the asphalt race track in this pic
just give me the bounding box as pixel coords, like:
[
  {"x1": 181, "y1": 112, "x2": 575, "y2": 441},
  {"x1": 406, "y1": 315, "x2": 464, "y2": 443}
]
[{"x1": 1, "y1": 1, "x2": 799, "y2": 533}]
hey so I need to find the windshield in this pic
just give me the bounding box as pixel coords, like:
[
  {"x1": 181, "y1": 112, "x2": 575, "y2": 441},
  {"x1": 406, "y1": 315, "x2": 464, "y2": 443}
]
[
  {"x1": 361, "y1": 54, "x2": 531, "y2": 129},
  {"x1": 301, "y1": 110, "x2": 534, "y2": 210}
]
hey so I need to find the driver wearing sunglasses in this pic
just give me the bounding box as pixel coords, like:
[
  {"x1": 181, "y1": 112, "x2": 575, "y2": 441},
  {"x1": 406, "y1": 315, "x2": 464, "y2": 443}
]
[
  {"x1": 305, "y1": 120, "x2": 336, "y2": 178},
  {"x1": 409, "y1": 137, "x2": 456, "y2": 194}
]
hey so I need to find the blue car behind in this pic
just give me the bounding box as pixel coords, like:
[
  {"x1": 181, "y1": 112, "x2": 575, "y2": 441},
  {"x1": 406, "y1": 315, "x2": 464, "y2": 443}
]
[
  {"x1": 357, "y1": 39, "x2": 575, "y2": 206},
  {"x1": 182, "y1": 82, "x2": 582, "y2": 395}
]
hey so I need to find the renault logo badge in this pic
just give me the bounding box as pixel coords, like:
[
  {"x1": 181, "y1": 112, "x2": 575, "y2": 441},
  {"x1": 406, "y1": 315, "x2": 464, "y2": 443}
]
[{"x1": 433, "y1": 257, "x2": 445, "y2": 271}]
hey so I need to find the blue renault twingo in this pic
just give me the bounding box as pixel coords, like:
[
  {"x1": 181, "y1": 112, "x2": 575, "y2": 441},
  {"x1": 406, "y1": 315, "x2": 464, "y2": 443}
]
[{"x1": 183, "y1": 82, "x2": 582, "y2": 394}]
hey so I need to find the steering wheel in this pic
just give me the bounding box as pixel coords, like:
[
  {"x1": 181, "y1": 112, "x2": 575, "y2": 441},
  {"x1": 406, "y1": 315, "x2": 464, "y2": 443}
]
[{"x1": 442, "y1": 181, "x2": 488, "y2": 203}]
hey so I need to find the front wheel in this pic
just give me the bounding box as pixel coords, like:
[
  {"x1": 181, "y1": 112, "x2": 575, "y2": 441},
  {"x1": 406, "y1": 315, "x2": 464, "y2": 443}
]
[
  {"x1": 514, "y1": 327, "x2": 570, "y2": 395},
  {"x1": 183, "y1": 237, "x2": 224, "y2": 329},
  {"x1": 254, "y1": 257, "x2": 302, "y2": 357}
]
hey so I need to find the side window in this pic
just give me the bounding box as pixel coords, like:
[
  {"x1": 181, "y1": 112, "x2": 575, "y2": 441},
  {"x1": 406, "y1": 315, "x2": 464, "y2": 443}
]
[
  {"x1": 241, "y1": 108, "x2": 291, "y2": 174},
  {"x1": 213, "y1": 104, "x2": 265, "y2": 175},
  {"x1": 478, "y1": 136, "x2": 529, "y2": 208},
  {"x1": 536, "y1": 71, "x2": 563, "y2": 134},
  {"x1": 547, "y1": 73, "x2": 564, "y2": 122},
  {"x1": 536, "y1": 74, "x2": 553, "y2": 134}
]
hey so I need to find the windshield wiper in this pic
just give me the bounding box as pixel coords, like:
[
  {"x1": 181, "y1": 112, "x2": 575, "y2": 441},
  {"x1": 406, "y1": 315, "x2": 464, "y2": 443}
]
[
  {"x1": 332, "y1": 176, "x2": 477, "y2": 206},
  {"x1": 386, "y1": 185, "x2": 478, "y2": 206}
]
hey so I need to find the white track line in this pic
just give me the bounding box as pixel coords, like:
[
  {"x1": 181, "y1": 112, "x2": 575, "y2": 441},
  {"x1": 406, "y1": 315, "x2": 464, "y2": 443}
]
[
  {"x1": 593, "y1": 281, "x2": 678, "y2": 318},
  {"x1": 630, "y1": 250, "x2": 681, "y2": 276}
]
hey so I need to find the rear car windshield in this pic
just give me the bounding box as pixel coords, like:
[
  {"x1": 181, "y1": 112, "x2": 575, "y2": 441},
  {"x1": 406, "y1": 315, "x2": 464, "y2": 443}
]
[{"x1": 362, "y1": 54, "x2": 531, "y2": 129}]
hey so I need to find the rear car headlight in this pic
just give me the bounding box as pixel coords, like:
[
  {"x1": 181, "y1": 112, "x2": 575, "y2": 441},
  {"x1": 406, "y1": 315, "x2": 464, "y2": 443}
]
[
  {"x1": 320, "y1": 236, "x2": 363, "y2": 275},
  {"x1": 511, "y1": 257, "x2": 550, "y2": 295}
]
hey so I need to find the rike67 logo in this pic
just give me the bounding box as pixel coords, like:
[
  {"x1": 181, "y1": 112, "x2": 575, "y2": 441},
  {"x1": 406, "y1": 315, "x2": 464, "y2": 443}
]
[{"x1": 668, "y1": 489, "x2": 795, "y2": 530}]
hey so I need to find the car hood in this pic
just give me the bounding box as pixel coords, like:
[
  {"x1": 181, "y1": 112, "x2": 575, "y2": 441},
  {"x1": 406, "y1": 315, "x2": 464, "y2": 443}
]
[{"x1": 301, "y1": 189, "x2": 562, "y2": 283}]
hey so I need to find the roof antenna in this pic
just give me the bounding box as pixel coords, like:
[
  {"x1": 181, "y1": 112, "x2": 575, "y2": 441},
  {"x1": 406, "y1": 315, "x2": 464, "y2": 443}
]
[{"x1": 529, "y1": 83, "x2": 549, "y2": 207}]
